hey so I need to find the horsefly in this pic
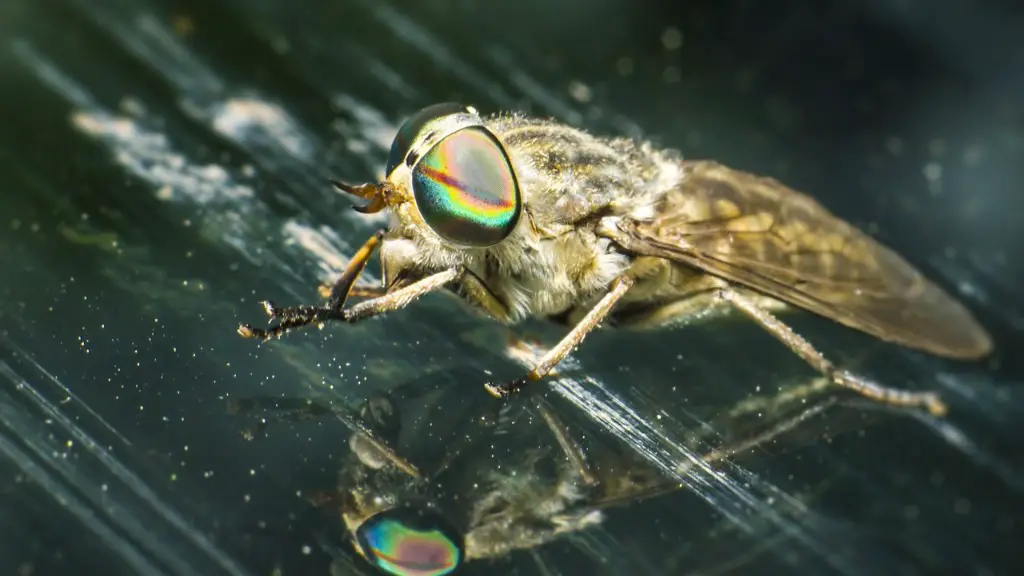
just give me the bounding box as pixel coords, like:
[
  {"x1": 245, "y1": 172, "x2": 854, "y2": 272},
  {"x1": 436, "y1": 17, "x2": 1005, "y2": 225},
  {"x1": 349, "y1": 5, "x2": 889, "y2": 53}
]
[{"x1": 237, "y1": 103, "x2": 993, "y2": 416}]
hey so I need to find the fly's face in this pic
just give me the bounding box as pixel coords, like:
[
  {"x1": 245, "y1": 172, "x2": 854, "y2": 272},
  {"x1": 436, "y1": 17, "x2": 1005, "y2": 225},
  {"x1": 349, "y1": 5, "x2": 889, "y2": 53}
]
[{"x1": 356, "y1": 103, "x2": 526, "y2": 290}]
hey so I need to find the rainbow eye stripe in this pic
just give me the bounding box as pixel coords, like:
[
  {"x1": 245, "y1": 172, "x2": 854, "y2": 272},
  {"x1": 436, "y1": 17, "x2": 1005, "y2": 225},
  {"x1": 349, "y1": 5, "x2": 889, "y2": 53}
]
[
  {"x1": 411, "y1": 127, "x2": 521, "y2": 247},
  {"x1": 355, "y1": 508, "x2": 464, "y2": 576}
]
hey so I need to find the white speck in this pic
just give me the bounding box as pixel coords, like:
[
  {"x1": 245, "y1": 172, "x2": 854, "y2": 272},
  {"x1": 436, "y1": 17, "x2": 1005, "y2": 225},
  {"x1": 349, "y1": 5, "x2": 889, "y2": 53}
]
[
  {"x1": 923, "y1": 162, "x2": 942, "y2": 180},
  {"x1": 963, "y1": 144, "x2": 985, "y2": 166},
  {"x1": 616, "y1": 57, "x2": 634, "y2": 77},
  {"x1": 120, "y1": 96, "x2": 146, "y2": 117},
  {"x1": 661, "y1": 27, "x2": 684, "y2": 51},
  {"x1": 885, "y1": 136, "x2": 904, "y2": 157},
  {"x1": 209, "y1": 97, "x2": 313, "y2": 161},
  {"x1": 568, "y1": 80, "x2": 592, "y2": 103},
  {"x1": 70, "y1": 111, "x2": 256, "y2": 205}
]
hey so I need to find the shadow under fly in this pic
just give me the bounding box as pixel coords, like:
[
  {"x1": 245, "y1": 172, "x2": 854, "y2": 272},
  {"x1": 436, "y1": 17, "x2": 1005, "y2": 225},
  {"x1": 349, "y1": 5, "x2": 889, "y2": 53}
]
[{"x1": 231, "y1": 355, "x2": 871, "y2": 576}]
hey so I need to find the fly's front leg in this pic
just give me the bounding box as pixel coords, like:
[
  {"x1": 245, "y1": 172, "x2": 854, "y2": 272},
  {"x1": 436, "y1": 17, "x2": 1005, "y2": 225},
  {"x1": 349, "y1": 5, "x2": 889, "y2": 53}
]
[
  {"x1": 238, "y1": 229, "x2": 463, "y2": 340},
  {"x1": 485, "y1": 274, "x2": 635, "y2": 398},
  {"x1": 238, "y1": 230, "x2": 385, "y2": 340},
  {"x1": 342, "y1": 267, "x2": 463, "y2": 322},
  {"x1": 718, "y1": 288, "x2": 948, "y2": 417}
]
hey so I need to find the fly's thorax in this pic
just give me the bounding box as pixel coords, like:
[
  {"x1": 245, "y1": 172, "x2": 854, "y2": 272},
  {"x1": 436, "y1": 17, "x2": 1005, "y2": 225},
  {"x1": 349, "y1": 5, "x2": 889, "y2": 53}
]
[{"x1": 483, "y1": 115, "x2": 678, "y2": 229}]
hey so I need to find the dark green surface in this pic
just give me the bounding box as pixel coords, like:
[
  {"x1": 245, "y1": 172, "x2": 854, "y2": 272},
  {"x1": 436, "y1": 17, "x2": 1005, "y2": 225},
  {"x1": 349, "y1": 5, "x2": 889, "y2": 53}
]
[{"x1": 1, "y1": 1, "x2": 1023, "y2": 574}]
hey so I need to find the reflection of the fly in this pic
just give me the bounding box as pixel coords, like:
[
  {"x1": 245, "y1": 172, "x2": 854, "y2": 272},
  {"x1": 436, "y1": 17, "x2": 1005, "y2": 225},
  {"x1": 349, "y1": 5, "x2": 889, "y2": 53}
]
[{"x1": 234, "y1": 338, "x2": 876, "y2": 575}]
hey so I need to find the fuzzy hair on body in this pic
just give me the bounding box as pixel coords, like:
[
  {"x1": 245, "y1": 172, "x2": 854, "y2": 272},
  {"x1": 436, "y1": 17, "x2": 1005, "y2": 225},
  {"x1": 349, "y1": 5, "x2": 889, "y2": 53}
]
[{"x1": 379, "y1": 111, "x2": 689, "y2": 326}]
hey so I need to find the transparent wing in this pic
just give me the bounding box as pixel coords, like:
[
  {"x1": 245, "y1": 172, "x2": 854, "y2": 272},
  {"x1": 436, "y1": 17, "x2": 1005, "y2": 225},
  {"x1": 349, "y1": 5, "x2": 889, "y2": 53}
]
[{"x1": 613, "y1": 160, "x2": 992, "y2": 359}]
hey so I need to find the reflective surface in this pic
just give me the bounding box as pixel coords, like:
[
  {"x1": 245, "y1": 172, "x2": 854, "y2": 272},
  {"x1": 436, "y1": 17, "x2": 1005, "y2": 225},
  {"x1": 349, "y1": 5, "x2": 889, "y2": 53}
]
[{"x1": 1, "y1": 0, "x2": 1023, "y2": 574}]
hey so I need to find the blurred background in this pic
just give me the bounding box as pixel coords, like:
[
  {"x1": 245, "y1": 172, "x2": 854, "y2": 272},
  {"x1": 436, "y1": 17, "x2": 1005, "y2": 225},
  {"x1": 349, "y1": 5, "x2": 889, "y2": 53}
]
[{"x1": 1, "y1": 0, "x2": 1023, "y2": 574}]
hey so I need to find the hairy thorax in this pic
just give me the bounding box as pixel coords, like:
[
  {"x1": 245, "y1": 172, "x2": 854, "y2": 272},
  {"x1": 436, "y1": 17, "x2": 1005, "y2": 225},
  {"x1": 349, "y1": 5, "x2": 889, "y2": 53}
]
[{"x1": 378, "y1": 113, "x2": 688, "y2": 324}]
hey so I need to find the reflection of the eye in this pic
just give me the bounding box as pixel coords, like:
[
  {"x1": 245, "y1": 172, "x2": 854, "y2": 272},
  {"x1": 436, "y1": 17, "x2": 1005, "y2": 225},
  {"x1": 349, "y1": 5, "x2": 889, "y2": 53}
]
[{"x1": 353, "y1": 507, "x2": 464, "y2": 576}]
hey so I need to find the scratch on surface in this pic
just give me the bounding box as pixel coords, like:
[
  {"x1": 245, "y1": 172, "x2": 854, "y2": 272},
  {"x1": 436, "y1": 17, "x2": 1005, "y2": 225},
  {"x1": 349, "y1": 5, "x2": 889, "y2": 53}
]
[
  {"x1": 332, "y1": 93, "x2": 398, "y2": 164},
  {"x1": 929, "y1": 254, "x2": 1024, "y2": 330},
  {"x1": 12, "y1": 40, "x2": 256, "y2": 208},
  {"x1": 502, "y1": 341, "x2": 861, "y2": 575},
  {"x1": 355, "y1": 0, "x2": 516, "y2": 107},
  {"x1": 0, "y1": 346, "x2": 253, "y2": 576},
  {"x1": 72, "y1": 112, "x2": 257, "y2": 205},
  {"x1": 11, "y1": 39, "x2": 355, "y2": 294},
  {"x1": 209, "y1": 97, "x2": 314, "y2": 162},
  {"x1": 487, "y1": 47, "x2": 584, "y2": 126},
  {"x1": 0, "y1": 431, "x2": 169, "y2": 576},
  {"x1": 912, "y1": 412, "x2": 1024, "y2": 493},
  {"x1": 282, "y1": 220, "x2": 380, "y2": 285},
  {"x1": 97, "y1": 7, "x2": 394, "y2": 235},
  {"x1": 72, "y1": 6, "x2": 328, "y2": 190}
]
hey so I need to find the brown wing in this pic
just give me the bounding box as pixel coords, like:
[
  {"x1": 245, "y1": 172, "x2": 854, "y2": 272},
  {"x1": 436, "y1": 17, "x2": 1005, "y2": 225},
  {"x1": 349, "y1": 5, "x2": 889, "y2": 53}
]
[{"x1": 614, "y1": 160, "x2": 992, "y2": 359}]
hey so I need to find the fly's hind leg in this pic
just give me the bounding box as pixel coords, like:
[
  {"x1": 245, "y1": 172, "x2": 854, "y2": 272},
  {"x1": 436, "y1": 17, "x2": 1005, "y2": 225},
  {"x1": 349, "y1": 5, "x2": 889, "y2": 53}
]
[
  {"x1": 610, "y1": 289, "x2": 788, "y2": 330},
  {"x1": 719, "y1": 288, "x2": 947, "y2": 416}
]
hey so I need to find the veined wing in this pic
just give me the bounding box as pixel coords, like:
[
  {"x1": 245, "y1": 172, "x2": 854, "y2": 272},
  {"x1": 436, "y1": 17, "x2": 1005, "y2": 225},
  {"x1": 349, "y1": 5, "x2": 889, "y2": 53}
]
[{"x1": 611, "y1": 160, "x2": 992, "y2": 359}]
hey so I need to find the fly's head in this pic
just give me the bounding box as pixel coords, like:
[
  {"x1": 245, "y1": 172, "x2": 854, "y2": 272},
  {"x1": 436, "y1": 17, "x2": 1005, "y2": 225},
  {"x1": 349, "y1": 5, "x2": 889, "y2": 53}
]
[{"x1": 334, "y1": 103, "x2": 534, "y2": 292}]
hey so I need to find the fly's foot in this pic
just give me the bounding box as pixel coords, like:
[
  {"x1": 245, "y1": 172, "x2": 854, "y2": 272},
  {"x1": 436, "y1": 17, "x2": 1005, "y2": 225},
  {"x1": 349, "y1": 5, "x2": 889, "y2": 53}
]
[
  {"x1": 829, "y1": 369, "x2": 948, "y2": 418},
  {"x1": 917, "y1": 392, "x2": 948, "y2": 418},
  {"x1": 237, "y1": 299, "x2": 345, "y2": 341},
  {"x1": 484, "y1": 377, "x2": 529, "y2": 399},
  {"x1": 237, "y1": 323, "x2": 268, "y2": 340}
]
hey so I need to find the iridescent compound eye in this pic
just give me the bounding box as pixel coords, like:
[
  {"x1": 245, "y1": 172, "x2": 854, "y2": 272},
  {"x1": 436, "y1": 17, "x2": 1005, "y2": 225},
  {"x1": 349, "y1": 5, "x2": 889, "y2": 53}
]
[
  {"x1": 355, "y1": 508, "x2": 464, "y2": 576},
  {"x1": 411, "y1": 127, "x2": 521, "y2": 247}
]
